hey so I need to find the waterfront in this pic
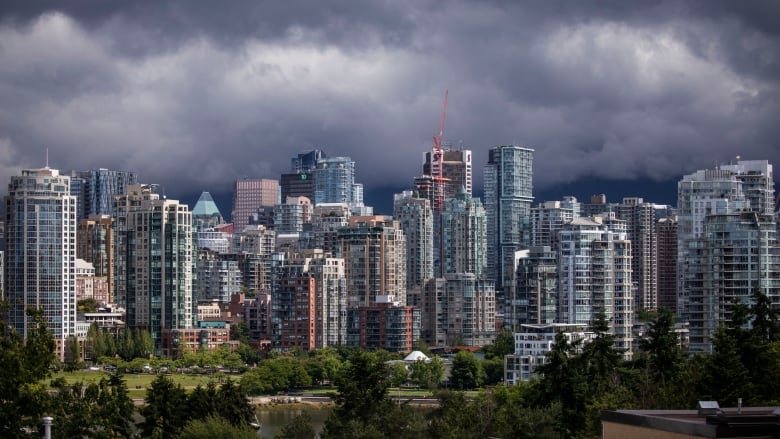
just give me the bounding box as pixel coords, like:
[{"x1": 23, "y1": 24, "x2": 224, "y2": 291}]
[{"x1": 255, "y1": 405, "x2": 330, "y2": 437}]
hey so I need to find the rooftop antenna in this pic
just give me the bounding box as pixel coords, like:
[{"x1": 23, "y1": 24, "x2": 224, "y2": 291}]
[{"x1": 45, "y1": 148, "x2": 49, "y2": 168}]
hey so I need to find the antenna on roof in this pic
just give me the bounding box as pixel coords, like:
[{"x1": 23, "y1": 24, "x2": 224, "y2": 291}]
[{"x1": 45, "y1": 148, "x2": 49, "y2": 168}]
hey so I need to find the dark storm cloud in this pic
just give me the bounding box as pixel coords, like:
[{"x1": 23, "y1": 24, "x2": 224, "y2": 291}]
[{"x1": 0, "y1": 1, "x2": 777, "y2": 202}]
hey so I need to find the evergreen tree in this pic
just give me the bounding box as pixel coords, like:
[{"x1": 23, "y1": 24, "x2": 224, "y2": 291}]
[
  {"x1": 449, "y1": 350, "x2": 484, "y2": 390},
  {"x1": 139, "y1": 375, "x2": 188, "y2": 437}
]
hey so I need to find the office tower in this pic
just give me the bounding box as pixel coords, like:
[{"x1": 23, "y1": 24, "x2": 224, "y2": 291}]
[
  {"x1": 614, "y1": 198, "x2": 658, "y2": 311},
  {"x1": 271, "y1": 249, "x2": 346, "y2": 350},
  {"x1": 509, "y1": 246, "x2": 558, "y2": 328},
  {"x1": 531, "y1": 201, "x2": 575, "y2": 250},
  {"x1": 441, "y1": 188, "x2": 487, "y2": 277},
  {"x1": 655, "y1": 217, "x2": 678, "y2": 312},
  {"x1": 4, "y1": 166, "x2": 77, "y2": 360},
  {"x1": 484, "y1": 145, "x2": 534, "y2": 292},
  {"x1": 346, "y1": 295, "x2": 420, "y2": 352},
  {"x1": 197, "y1": 251, "x2": 242, "y2": 303},
  {"x1": 393, "y1": 191, "x2": 434, "y2": 290},
  {"x1": 280, "y1": 172, "x2": 314, "y2": 201},
  {"x1": 292, "y1": 149, "x2": 325, "y2": 173},
  {"x1": 77, "y1": 215, "x2": 114, "y2": 303},
  {"x1": 422, "y1": 147, "x2": 473, "y2": 197},
  {"x1": 677, "y1": 160, "x2": 777, "y2": 352},
  {"x1": 313, "y1": 157, "x2": 363, "y2": 205},
  {"x1": 338, "y1": 216, "x2": 407, "y2": 307},
  {"x1": 311, "y1": 203, "x2": 351, "y2": 256},
  {"x1": 192, "y1": 191, "x2": 224, "y2": 230},
  {"x1": 69, "y1": 172, "x2": 87, "y2": 221},
  {"x1": 559, "y1": 214, "x2": 633, "y2": 358},
  {"x1": 231, "y1": 178, "x2": 279, "y2": 232},
  {"x1": 124, "y1": 194, "x2": 195, "y2": 353},
  {"x1": 85, "y1": 168, "x2": 138, "y2": 217},
  {"x1": 273, "y1": 196, "x2": 312, "y2": 234},
  {"x1": 114, "y1": 184, "x2": 159, "y2": 308}
]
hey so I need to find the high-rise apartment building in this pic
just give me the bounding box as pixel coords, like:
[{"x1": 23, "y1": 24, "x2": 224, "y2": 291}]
[
  {"x1": 291, "y1": 149, "x2": 326, "y2": 173},
  {"x1": 346, "y1": 295, "x2": 420, "y2": 352},
  {"x1": 4, "y1": 167, "x2": 77, "y2": 360},
  {"x1": 338, "y1": 216, "x2": 406, "y2": 307},
  {"x1": 422, "y1": 148, "x2": 473, "y2": 198},
  {"x1": 313, "y1": 157, "x2": 363, "y2": 205},
  {"x1": 197, "y1": 250, "x2": 242, "y2": 303},
  {"x1": 677, "y1": 160, "x2": 777, "y2": 352},
  {"x1": 273, "y1": 196, "x2": 312, "y2": 234},
  {"x1": 442, "y1": 188, "x2": 487, "y2": 277},
  {"x1": 484, "y1": 145, "x2": 534, "y2": 292},
  {"x1": 531, "y1": 201, "x2": 575, "y2": 251},
  {"x1": 114, "y1": 184, "x2": 159, "y2": 308},
  {"x1": 231, "y1": 178, "x2": 279, "y2": 232},
  {"x1": 393, "y1": 191, "x2": 434, "y2": 290},
  {"x1": 77, "y1": 215, "x2": 114, "y2": 303},
  {"x1": 124, "y1": 194, "x2": 196, "y2": 353},
  {"x1": 71, "y1": 168, "x2": 138, "y2": 220},
  {"x1": 311, "y1": 203, "x2": 351, "y2": 256},
  {"x1": 614, "y1": 198, "x2": 658, "y2": 311},
  {"x1": 509, "y1": 246, "x2": 558, "y2": 328},
  {"x1": 656, "y1": 216, "x2": 678, "y2": 312},
  {"x1": 559, "y1": 214, "x2": 633, "y2": 358}
]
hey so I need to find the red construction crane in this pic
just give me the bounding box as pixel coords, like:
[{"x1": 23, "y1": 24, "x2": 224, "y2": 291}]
[{"x1": 432, "y1": 90, "x2": 448, "y2": 211}]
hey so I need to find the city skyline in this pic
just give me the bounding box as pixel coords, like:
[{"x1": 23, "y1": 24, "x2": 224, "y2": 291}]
[{"x1": 0, "y1": 1, "x2": 778, "y2": 209}]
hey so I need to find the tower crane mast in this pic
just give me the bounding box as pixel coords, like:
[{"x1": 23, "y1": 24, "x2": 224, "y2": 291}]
[{"x1": 432, "y1": 90, "x2": 448, "y2": 211}]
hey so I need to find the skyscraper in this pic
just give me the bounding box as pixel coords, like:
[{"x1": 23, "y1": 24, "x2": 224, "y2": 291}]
[
  {"x1": 313, "y1": 157, "x2": 363, "y2": 205},
  {"x1": 558, "y1": 214, "x2": 633, "y2": 358},
  {"x1": 77, "y1": 215, "x2": 114, "y2": 303},
  {"x1": 614, "y1": 198, "x2": 658, "y2": 311},
  {"x1": 291, "y1": 149, "x2": 325, "y2": 173},
  {"x1": 123, "y1": 192, "x2": 196, "y2": 353},
  {"x1": 422, "y1": 147, "x2": 473, "y2": 198},
  {"x1": 655, "y1": 216, "x2": 678, "y2": 312},
  {"x1": 338, "y1": 216, "x2": 406, "y2": 307},
  {"x1": 441, "y1": 188, "x2": 487, "y2": 277},
  {"x1": 231, "y1": 178, "x2": 279, "y2": 232},
  {"x1": 192, "y1": 191, "x2": 224, "y2": 230},
  {"x1": 4, "y1": 166, "x2": 77, "y2": 360},
  {"x1": 484, "y1": 145, "x2": 534, "y2": 291},
  {"x1": 393, "y1": 191, "x2": 434, "y2": 290}
]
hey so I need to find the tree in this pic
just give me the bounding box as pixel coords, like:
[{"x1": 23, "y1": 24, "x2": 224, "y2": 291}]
[
  {"x1": 187, "y1": 382, "x2": 219, "y2": 421},
  {"x1": 581, "y1": 311, "x2": 622, "y2": 393},
  {"x1": 77, "y1": 298, "x2": 99, "y2": 312},
  {"x1": 275, "y1": 413, "x2": 316, "y2": 439},
  {"x1": 449, "y1": 350, "x2": 484, "y2": 390},
  {"x1": 390, "y1": 362, "x2": 409, "y2": 388},
  {"x1": 409, "y1": 357, "x2": 444, "y2": 390},
  {"x1": 241, "y1": 356, "x2": 312, "y2": 395},
  {"x1": 638, "y1": 308, "x2": 683, "y2": 385},
  {"x1": 483, "y1": 329, "x2": 514, "y2": 360},
  {"x1": 177, "y1": 416, "x2": 258, "y2": 439},
  {"x1": 216, "y1": 378, "x2": 254, "y2": 425},
  {"x1": 230, "y1": 321, "x2": 251, "y2": 345},
  {"x1": 139, "y1": 375, "x2": 189, "y2": 438},
  {"x1": 0, "y1": 306, "x2": 56, "y2": 437}
]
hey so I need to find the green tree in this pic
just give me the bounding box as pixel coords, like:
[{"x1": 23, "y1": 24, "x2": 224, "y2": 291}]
[
  {"x1": 408, "y1": 357, "x2": 445, "y2": 389},
  {"x1": 0, "y1": 306, "x2": 56, "y2": 437},
  {"x1": 275, "y1": 413, "x2": 316, "y2": 439},
  {"x1": 77, "y1": 298, "x2": 99, "y2": 312},
  {"x1": 216, "y1": 378, "x2": 254, "y2": 425},
  {"x1": 187, "y1": 382, "x2": 219, "y2": 421},
  {"x1": 483, "y1": 329, "x2": 514, "y2": 360},
  {"x1": 176, "y1": 416, "x2": 257, "y2": 439},
  {"x1": 581, "y1": 311, "x2": 622, "y2": 393},
  {"x1": 449, "y1": 350, "x2": 484, "y2": 390},
  {"x1": 390, "y1": 362, "x2": 409, "y2": 387},
  {"x1": 139, "y1": 375, "x2": 189, "y2": 437},
  {"x1": 230, "y1": 321, "x2": 251, "y2": 345},
  {"x1": 241, "y1": 357, "x2": 312, "y2": 395},
  {"x1": 638, "y1": 308, "x2": 683, "y2": 385}
]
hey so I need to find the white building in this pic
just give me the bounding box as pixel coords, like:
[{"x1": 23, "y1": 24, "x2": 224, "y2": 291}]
[{"x1": 504, "y1": 323, "x2": 594, "y2": 384}]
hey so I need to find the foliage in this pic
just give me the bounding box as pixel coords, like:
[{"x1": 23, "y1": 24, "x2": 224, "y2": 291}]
[
  {"x1": 408, "y1": 357, "x2": 444, "y2": 389},
  {"x1": 274, "y1": 413, "x2": 317, "y2": 439},
  {"x1": 77, "y1": 298, "x2": 99, "y2": 313},
  {"x1": 482, "y1": 328, "x2": 515, "y2": 360},
  {"x1": 0, "y1": 306, "x2": 57, "y2": 437},
  {"x1": 449, "y1": 350, "x2": 484, "y2": 390},
  {"x1": 139, "y1": 375, "x2": 189, "y2": 438},
  {"x1": 240, "y1": 356, "x2": 312, "y2": 395},
  {"x1": 176, "y1": 416, "x2": 258, "y2": 439}
]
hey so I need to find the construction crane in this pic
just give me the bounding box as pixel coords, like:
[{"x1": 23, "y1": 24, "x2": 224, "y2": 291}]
[{"x1": 432, "y1": 90, "x2": 449, "y2": 211}]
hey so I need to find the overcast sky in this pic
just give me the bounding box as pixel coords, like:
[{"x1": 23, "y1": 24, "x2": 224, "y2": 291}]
[{"x1": 0, "y1": 1, "x2": 778, "y2": 207}]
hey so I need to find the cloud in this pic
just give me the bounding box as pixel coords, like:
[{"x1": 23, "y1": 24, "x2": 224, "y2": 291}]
[{"x1": 0, "y1": 2, "x2": 777, "y2": 205}]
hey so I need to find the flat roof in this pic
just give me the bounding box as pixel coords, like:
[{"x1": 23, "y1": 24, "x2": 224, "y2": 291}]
[{"x1": 602, "y1": 408, "x2": 780, "y2": 438}]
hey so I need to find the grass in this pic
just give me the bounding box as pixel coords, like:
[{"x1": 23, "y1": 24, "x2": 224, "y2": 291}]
[{"x1": 48, "y1": 370, "x2": 237, "y2": 394}]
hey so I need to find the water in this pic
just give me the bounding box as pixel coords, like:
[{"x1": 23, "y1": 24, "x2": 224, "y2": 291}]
[{"x1": 255, "y1": 405, "x2": 331, "y2": 438}]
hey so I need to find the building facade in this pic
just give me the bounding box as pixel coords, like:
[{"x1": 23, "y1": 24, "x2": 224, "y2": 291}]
[
  {"x1": 231, "y1": 178, "x2": 279, "y2": 233},
  {"x1": 4, "y1": 167, "x2": 77, "y2": 360},
  {"x1": 393, "y1": 191, "x2": 434, "y2": 290}
]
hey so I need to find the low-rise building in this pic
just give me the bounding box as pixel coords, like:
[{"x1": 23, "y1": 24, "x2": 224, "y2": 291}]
[{"x1": 504, "y1": 323, "x2": 594, "y2": 385}]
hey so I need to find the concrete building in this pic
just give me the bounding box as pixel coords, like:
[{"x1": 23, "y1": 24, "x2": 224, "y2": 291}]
[
  {"x1": 442, "y1": 188, "x2": 487, "y2": 277},
  {"x1": 393, "y1": 191, "x2": 434, "y2": 290},
  {"x1": 280, "y1": 172, "x2": 314, "y2": 201},
  {"x1": 123, "y1": 192, "x2": 196, "y2": 354},
  {"x1": 71, "y1": 168, "x2": 138, "y2": 220},
  {"x1": 420, "y1": 274, "x2": 496, "y2": 347},
  {"x1": 508, "y1": 246, "x2": 558, "y2": 328},
  {"x1": 311, "y1": 203, "x2": 351, "y2": 256},
  {"x1": 4, "y1": 166, "x2": 77, "y2": 360},
  {"x1": 421, "y1": 147, "x2": 474, "y2": 198},
  {"x1": 313, "y1": 156, "x2": 363, "y2": 206},
  {"x1": 75, "y1": 258, "x2": 109, "y2": 305},
  {"x1": 192, "y1": 191, "x2": 224, "y2": 230},
  {"x1": 347, "y1": 295, "x2": 420, "y2": 352},
  {"x1": 197, "y1": 250, "x2": 242, "y2": 303},
  {"x1": 338, "y1": 216, "x2": 407, "y2": 307},
  {"x1": 614, "y1": 197, "x2": 658, "y2": 312},
  {"x1": 77, "y1": 214, "x2": 114, "y2": 302},
  {"x1": 656, "y1": 216, "x2": 678, "y2": 312},
  {"x1": 291, "y1": 149, "x2": 325, "y2": 173},
  {"x1": 677, "y1": 160, "x2": 777, "y2": 352},
  {"x1": 531, "y1": 201, "x2": 575, "y2": 251},
  {"x1": 484, "y1": 145, "x2": 534, "y2": 293},
  {"x1": 504, "y1": 324, "x2": 593, "y2": 384},
  {"x1": 273, "y1": 196, "x2": 312, "y2": 234},
  {"x1": 559, "y1": 214, "x2": 634, "y2": 358},
  {"x1": 231, "y1": 178, "x2": 279, "y2": 233}
]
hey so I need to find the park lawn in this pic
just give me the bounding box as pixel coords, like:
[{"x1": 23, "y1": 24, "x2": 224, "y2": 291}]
[{"x1": 48, "y1": 370, "x2": 241, "y2": 393}]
